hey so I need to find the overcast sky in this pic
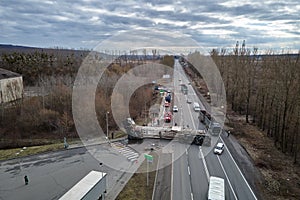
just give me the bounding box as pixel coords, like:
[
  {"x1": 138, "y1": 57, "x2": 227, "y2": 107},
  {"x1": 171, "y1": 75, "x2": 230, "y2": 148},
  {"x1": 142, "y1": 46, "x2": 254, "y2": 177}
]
[{"x1": 1, "y1": 0, "x2": 299, "y2": 52}]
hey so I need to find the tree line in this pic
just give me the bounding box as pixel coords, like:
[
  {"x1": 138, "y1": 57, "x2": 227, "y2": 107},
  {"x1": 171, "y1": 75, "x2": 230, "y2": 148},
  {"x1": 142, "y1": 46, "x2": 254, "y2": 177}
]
[
  {"x1": 210, "y1": 41, "x2": 300, "y2": 163},
  {"x1": 0, "y1": 50, "x2": 171, "y2": 148},
  {"x1": 0, "y1": 50, "x2": 87, "y2": 85}
]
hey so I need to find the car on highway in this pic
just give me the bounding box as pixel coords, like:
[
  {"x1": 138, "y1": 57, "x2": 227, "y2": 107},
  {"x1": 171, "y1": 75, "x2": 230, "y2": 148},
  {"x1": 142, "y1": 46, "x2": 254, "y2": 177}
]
[
  {"x1": 193, "y1": 102, "x2": 201, "y2": 112},
  {"x1": 164, "y1": 112, "x2": 172, "y2": 123},
  {"x1": 186, "y1": 98, "x2": 192, "y2": 104},
  {"x1": 164, "y1": 101, "x2": 170, "y2": 107},
  {"x1": 173, "y1": 105, "x2": 178, "y2": 112},
  {"x1": 214, "y1": 142, "x2": 224, "y2": 155}
]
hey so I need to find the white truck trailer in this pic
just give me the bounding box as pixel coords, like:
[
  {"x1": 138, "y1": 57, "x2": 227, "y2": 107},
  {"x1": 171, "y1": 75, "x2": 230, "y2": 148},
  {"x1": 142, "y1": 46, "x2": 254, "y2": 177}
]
[
  {"x1": 208, "y1": 176, "x2": 225, "y2": 200},
  {"x1": 59, "y1": 170, "x2": 107, "y2": 200}
]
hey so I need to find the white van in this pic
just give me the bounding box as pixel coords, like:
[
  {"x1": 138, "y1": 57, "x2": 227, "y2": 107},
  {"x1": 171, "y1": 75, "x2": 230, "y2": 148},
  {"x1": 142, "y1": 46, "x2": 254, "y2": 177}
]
[{"x1": 193, "y1": 102, "x2": 201, "y2": 112}]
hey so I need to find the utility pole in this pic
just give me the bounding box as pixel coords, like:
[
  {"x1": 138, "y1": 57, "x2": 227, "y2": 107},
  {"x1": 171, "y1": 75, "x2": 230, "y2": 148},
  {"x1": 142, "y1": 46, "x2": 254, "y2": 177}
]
[
  {"x1": 144, "y1": 101, "x2": 147, "y2": 125},
  {"x1": 144, "y1": 154, "x2": 153, "y2": 186},
  {"x1": 106, "y1": 111, "x2": 110, "y2": 142}
]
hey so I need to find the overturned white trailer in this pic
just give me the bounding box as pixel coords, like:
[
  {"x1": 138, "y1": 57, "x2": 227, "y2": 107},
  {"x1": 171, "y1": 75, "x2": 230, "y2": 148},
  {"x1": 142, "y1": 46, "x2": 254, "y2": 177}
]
[{"x1": 123, "y1": 118, "x2": 211, "y2": 146}]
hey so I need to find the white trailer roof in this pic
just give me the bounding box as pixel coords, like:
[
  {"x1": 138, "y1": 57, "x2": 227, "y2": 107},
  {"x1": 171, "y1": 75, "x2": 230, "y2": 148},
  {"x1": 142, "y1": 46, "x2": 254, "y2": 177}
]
[
  {"x1": 208, "y1": 176, "x2": 225, "y2": 200},
  {"x1": 171, "y1": 126, "x2": 182, "y2": 131},
  {"x1": 59, "y1": 170, "x2": 106, "y2": 200}
]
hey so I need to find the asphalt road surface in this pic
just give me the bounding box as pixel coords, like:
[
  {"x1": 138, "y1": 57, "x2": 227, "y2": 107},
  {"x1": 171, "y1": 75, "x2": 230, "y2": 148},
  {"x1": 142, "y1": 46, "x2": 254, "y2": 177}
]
[
  {"x1": 171, "y1": 59, "x2": 258, "y2": 200},
  {"x1": 0, "y1": 143, "x2": 144, "y2": 200},
  {"x1": 152, "y1": 153, "x2": 172, "y2": 200}
]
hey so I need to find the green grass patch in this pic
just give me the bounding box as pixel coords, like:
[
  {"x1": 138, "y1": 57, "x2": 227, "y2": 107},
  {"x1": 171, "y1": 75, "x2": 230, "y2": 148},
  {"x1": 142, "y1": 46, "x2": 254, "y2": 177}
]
[
  {"x1": 0, "y1": 143, "x2": 63, "y2": 161},
  {"x1": 111, "y1": 130, "x2": 127, "y2": 139},
  {"x1": 116, "y1": 152, "x2": 158, "y2": 200},
  {"x1": 0, "y1": 138, "x2": 81, "y2": 161}
]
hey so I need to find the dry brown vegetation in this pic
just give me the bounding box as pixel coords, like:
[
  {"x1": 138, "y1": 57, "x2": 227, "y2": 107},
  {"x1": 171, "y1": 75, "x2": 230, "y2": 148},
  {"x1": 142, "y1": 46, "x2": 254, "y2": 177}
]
[
  {"x1": 0, "y1": 48, "x2": 174, "y2": 149},
  {"x1": 226, "y1": 110, "x2": 300, "y2": 200},
  {"x1": 0, "y1": 49, "x2": 87, "y2": 85},
  {"x1": 210, "y1": 42, "x2": 300, "y2": 164},
  {"x1": 183, "y1": 42, "x2": 300, "y2": 199}
]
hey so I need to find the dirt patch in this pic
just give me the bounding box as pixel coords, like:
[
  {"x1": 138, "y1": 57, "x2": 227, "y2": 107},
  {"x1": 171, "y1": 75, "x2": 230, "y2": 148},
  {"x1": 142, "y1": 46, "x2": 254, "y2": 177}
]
[{"x1": 226, "y1": 110, "x2": 300, "y2": 200}]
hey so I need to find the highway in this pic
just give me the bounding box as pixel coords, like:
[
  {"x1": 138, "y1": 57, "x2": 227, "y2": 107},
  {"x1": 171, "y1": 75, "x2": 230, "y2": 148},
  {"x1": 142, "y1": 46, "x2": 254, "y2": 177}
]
[
  {"x1": 0, "y1": 58, "x2": 259, "y2": 200},
  {"x1": 171, "y1": 59, "x2": 258, "y2": 200}
]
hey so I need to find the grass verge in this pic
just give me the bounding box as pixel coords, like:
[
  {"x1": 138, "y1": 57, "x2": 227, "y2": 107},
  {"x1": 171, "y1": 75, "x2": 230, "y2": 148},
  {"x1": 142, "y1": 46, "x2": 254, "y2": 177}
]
[
  {"x1": 0, "y1": 143, "x2": 64, "y2": 161},
  {"x1": 0, "y1": 139, "x2": 81, "y2": 161},
  {"x1": 116, "y1": 152, "x2": 158, "y2": 200}
]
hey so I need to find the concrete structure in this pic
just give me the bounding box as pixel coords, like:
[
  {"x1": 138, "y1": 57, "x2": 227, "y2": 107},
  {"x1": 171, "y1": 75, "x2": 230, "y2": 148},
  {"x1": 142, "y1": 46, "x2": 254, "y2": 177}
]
[{"x1": 0, "y1": 68, "x2": 23, "y2": 103}]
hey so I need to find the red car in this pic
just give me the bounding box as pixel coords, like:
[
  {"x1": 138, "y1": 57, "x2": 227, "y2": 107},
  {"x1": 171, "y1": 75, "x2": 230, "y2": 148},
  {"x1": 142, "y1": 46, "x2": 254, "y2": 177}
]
[
  {"x1": 164, "y1": 101, "x2": 170, "y2": 107},
  {"x1": 164, "y1": 112, "x2": 172, "y2": 123}
]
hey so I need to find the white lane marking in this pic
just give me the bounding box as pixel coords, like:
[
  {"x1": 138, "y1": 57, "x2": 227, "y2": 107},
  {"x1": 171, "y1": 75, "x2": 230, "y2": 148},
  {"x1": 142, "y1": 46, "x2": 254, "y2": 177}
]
[
  {"x1": 187, "y1": 102, "x2": 196, "y2": 129},
  {"x1": 119, "y1": 148, "x2": 130, "y2": 152},
  {"x1": 186, "y1": 145, "x2": 194, "y2": 200},
  {"x1": 198, "y1": 147, "x2": 202, "y2": 159},
  {"x1": 186, "y1": 149, "x2": 188, "y2": 155},
  {"x1": 120, "y1": 150, "x2": 137, "y2": 155},
  {"x1": 112, "y1": 142, "x2": 140, "y2": 161},
  {"x1": 128, "y1": 158, "x2": 138, "y2": 162},
  {"x1": 152, "y1": 153, "x2": 161, "y2": 200},
  {"x1": 191, "y1": 192, "x2": 194, "y2": 200},
  {"x1": 220, "y1": 137, "x2": 258, "y2": 200},
  {"x1": 119, "y1": 148, "x2": 132, "y2": 153},
  {"x1": 121, "y1": 151, "x2": 138, "y2": 156},
  {"x1": 127, "y1": 155, "x2": 139, "y2": 159},
  {"x1": 216, "y1": 155, "x2": 238, "y2": 200},
  {"x1": 199, "y1": 146, "x2": 210, "y2": 181},
  {"x1": 171, "y1": 152, "x2": 174, "y2": 200}
]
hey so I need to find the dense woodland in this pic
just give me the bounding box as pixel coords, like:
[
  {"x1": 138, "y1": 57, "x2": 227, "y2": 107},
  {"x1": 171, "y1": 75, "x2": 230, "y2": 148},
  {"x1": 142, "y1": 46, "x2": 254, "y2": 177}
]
[
  {"x1": 0, "y1": 47, "x2": 173, "y2": 148},
  {"x1": 209, "y1": 41, "x2": 300, "y2": 164}
]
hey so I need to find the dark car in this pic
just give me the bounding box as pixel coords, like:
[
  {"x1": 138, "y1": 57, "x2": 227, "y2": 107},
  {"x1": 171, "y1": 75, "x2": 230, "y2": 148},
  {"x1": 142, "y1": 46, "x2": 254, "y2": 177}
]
[{"x1": 187, "y1": 98, "x2": 192, "y2": 104}]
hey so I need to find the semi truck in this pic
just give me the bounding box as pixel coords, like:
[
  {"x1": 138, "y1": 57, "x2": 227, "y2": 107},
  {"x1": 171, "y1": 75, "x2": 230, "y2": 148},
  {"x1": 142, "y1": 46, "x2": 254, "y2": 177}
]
[
  {"x1": 199, "y1": 110, "x2": 222, "y2": 136},
  {"x1": 165, "y1": 94, "x2": 171, "y2": 103},
  {"x1": 181, "y1": 84, "x2": 188, "y2": 95},
  {"x1": 199, "y1": 110, "x2": 212, "y2": 128},
  {"x1": 59, "y1": 170, "x2": 107, "y2": 200}
]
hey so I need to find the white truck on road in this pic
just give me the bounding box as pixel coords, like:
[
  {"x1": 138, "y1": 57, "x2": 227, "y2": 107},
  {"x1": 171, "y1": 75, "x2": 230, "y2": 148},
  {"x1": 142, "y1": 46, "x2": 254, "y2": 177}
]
[
  {"x1": 208, "y1": 176, "x2": 225, "y2": 200},
  {"x1": 59, "y1": 170, "x2": 107, "y2": 200}
]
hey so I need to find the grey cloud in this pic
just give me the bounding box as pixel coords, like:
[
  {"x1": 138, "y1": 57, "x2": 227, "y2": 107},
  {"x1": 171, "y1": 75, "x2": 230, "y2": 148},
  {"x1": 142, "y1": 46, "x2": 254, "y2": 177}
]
[{"x1": 0, "y1": 0, "x2": 299, "y2": 50}]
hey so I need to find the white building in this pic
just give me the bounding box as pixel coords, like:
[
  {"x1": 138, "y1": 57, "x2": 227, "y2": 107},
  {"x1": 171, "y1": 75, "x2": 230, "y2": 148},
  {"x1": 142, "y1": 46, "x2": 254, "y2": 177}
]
[{"x1": 0, "y1": 68, "x2": 23, "y2": 103}]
